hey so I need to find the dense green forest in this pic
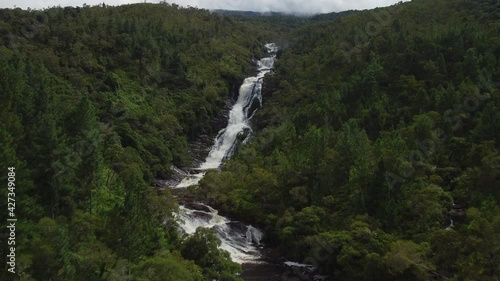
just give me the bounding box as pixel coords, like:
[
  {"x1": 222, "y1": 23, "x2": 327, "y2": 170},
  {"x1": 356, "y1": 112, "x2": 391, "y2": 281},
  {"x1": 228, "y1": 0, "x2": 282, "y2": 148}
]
[
  {"x1": 0, "y1": 0, "x2": 499, "y2": 280},
  {"x1": 0, "y1": 3, "x2": 286, "y2": 280},
  {"x1": 200, "y1": 0, "x2": 500, "y2": 280}
]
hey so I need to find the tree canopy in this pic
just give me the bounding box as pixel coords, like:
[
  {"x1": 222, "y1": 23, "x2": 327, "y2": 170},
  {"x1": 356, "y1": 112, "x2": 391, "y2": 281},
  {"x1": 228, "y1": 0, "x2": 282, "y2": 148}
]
[{"x1": 1, "y1": 0, "x2": 499, "y2": 280}]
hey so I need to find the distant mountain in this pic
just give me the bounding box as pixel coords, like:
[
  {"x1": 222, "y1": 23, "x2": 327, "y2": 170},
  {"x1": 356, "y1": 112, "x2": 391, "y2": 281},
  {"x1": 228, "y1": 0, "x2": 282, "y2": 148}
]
[
  {"x1": 210, "y1": 9, "x2": 358, "y2": 20},
  {"x1": 210, "y1": 9, "x2": 313, "y2": 18},
  {"x1": 310, "y1": 10, "x2": 358, "y2": 21}
]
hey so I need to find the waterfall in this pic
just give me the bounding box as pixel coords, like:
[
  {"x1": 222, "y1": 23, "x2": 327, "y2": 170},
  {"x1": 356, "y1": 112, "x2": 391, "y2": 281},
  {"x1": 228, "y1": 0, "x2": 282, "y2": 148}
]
[
  {"x1": 174, "y1": 43, "x2": 277, "y2": 263},
  {"x1": 446, "y1": 219, "x2": 454, "y2": 230},
  {"x1": 175, "y1": 43, "x2": 276, "y2": 189}
]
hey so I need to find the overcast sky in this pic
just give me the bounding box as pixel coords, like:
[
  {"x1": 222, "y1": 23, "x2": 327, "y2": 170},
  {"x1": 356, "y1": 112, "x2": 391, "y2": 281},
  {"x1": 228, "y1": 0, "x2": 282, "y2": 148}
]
[{"x1": 0, "y1": 0, "x2": 408, "y2": 14}]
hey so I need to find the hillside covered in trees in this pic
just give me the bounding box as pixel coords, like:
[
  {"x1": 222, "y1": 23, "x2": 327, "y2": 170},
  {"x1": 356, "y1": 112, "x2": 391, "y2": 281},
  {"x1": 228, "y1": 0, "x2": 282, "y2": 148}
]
[
  {"x1": 200, "y1": 0, "x2": 500, "y2": 280},
  {"x1": 0, "y1": 3, "x2": 285, "y2": 281},
  {"x1": 0, "y1": 0, "x2": 499, "y2": 280}
]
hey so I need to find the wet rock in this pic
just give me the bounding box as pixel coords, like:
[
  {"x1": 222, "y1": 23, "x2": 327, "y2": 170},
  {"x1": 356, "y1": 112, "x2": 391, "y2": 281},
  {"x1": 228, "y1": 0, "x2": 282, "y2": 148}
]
[
  {"x1": 187, "y1": 135, "x2": 213, "y2": 168},
  {"x1": 189, "y1": 210, "x2": 213, "y2": 221},
  {"x1": 245, "y1": 93, "x2": 262, "y2": 119},
  {"x1": 226, "y1": 221, "x2": 249, "y2": 234},
  {"x1": 449, "y1": 208, "x2": 466, "y2": 223},
  {"x1": 282, "y1": 262, "x2": 333, "y2": 281},
  {"x1": 237, "y1": 127, "x2": 253, "y2": 143},
  {"x1": 183, "y1": 202, "x2": 212, "y2": 213},
  {"x1": 241, "y1": 263, "x2": 287, "y2": 281}
]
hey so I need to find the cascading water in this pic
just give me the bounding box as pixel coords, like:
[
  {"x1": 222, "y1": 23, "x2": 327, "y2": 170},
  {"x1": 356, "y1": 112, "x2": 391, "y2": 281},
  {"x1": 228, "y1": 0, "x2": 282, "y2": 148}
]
[
  {"x1": 176, "y1": 43, "x2": 277, "y2": 188},
  {"x1": 178, "y1": 203, "x2": 264, "y2": 262},
  {"x1": 174, "y1": 43, "x2": 278, "y2": 263}
]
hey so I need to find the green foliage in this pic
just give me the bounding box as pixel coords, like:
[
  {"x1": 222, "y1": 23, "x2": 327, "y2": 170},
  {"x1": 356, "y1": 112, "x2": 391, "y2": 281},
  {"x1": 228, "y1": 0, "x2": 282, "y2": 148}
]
[
  {"x1": 131, "y1": 251, "x2": 203, "y2": 281},
  {"x1": 0, "y1": 3, "x2": 278, "y2": 281},
  {"x1": 198, "y1": 0, "x2": 500, "y2": 280},
  {"x1": 181, "y1": 228, "x2": 243, "y2": 281},
  {"x1": 1, "y1": 1, "x2": 499, "y2": 281},
  {"x1": 392, "y1": 182, "x2": 453, "y2": 235},
  {"x1": 384, "y1": 240, "x2": 434, "y2": 280}
]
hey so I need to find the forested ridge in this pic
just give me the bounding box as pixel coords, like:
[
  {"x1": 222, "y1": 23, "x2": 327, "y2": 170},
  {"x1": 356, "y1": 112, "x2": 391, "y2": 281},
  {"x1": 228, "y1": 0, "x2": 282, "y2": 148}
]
[
  {"x1": 200, "y1": 0, "x2": 500, "y2": 280},
  {"x1": 0, "y1": 3, "x2": 282, "y2": 280},
  {"x1": 0, "y1": 0, "x2": 499, "y2": 280}
]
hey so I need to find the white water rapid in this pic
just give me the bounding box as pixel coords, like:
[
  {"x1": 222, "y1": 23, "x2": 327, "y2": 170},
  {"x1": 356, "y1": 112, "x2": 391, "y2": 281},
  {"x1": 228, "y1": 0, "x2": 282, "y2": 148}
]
[
  {"x1": 178, "y1": 204, "x2": 264, "y2": 262},
  {"x1": 175, "y1": 43, "x2": 277, "y2": 263}
]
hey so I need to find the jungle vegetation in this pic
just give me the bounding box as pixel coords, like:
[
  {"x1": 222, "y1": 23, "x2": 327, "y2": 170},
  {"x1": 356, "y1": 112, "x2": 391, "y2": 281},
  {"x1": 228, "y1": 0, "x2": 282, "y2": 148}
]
[{"x1": 0, "y1": 0, "x2": 499, "y2": 280}]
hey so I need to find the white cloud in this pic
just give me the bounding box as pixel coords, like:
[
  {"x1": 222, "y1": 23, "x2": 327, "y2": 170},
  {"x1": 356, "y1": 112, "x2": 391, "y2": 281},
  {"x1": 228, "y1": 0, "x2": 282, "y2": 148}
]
[{"x1": 0, "y1": 0, "x2": 407, "y2": 13}]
